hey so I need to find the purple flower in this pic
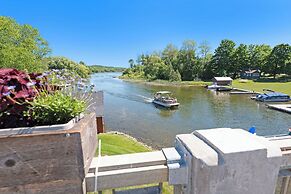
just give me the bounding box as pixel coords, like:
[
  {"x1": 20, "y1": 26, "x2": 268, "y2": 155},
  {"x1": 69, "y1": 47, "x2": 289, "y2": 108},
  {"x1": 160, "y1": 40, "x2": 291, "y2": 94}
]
[
  {"x1": 7, "y1": 86, "x2": 16, "y2": 90},
  {"x1": 26, "y1": 82, "x2": 36, "y2": 87},
  {"x1": 36, "y1": 75, "x2": 44, "y2": 80},
  {"x1": 2, "y1": 91, "x2": 11, "y2": 96}
]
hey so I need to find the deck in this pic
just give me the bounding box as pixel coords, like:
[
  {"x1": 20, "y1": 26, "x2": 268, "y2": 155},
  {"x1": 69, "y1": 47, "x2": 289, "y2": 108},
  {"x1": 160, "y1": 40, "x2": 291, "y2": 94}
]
[{"x1": 267, "y1": 104, "x2": 291, "y2": 114}]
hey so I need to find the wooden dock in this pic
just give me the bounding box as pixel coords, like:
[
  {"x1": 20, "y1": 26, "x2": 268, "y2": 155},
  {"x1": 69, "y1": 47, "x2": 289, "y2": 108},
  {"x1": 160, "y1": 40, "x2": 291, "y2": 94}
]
[
  {"x1": 267, "y1": 104, "x2": 291, "y2": 114},
  {"x1": 230, "y1": 91, "x2": 257, "y2": 95},
  {"x1": 230, "y1": 88, "x2": 260, "y2": 95}
]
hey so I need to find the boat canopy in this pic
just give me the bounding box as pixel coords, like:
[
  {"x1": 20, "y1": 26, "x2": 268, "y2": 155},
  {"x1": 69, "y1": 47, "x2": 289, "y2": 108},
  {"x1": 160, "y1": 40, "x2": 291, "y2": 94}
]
[
  {"x1": 155, "y1": 91, "x2": 172, "y2": 94},
  {"x1": 263, "y1": 92, "x2": 289, "y2": 97}
]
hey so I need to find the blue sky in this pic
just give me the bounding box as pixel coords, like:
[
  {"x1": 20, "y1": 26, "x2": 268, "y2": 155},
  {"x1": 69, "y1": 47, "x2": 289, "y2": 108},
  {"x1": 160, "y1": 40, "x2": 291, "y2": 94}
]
[{"x1": 0, "y1": 0, "x2": 291, "y2": 67}]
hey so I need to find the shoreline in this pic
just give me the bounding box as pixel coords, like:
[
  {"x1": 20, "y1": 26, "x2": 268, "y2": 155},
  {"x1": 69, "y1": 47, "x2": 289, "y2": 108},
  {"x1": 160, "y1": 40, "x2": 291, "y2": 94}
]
[
  {"x1": 120, "y1": 77, "x2": 211, "y2": 87},
  {"x1": 105, "y1": 131, "x2": 154, "y2": 150}
]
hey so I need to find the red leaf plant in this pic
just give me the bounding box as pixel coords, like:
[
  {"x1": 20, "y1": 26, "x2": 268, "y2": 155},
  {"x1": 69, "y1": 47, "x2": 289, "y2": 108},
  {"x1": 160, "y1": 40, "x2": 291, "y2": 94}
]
[{"x1": 0, "y1": 68, "x2": 46, "y2": 128}]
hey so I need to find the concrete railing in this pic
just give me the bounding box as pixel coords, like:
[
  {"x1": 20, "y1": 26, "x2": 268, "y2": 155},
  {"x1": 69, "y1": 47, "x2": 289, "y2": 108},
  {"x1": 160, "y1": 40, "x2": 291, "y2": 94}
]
[
  {"x1": 86, "y1": 128, "x2": 291, "y2": 194},
  {"x1": 86, "y1": 151, "x2": 168, "y2": 192}
]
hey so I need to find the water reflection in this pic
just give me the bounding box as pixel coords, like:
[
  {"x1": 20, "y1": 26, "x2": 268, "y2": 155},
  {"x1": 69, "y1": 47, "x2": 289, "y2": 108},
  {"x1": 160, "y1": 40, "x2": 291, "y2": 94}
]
[{"x1": 91, "y1": 72, "x2": 291, "y2": 148}]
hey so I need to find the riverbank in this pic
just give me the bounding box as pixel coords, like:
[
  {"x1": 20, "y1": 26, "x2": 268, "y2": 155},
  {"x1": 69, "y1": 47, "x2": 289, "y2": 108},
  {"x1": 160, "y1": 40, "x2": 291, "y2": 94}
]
[
  {"x1": 97, "y1": 131, "x2": 152, "y2": 156},
  {"x1": 120, "y1": 77, "x2": 211, "y2": 87},
  {"x1": 121, "y1": 77, "x2": 291, "y2": 95},
  {"x1": 232, "y1": 80, "x2": 291, "y2": 96}
]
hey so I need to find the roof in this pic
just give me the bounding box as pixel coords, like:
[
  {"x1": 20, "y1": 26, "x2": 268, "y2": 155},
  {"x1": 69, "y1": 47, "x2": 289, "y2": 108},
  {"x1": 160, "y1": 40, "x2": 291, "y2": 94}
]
[
  {"x1": 213, "y1": 77, "x2": 233, "y2": 81},
  {"x1": 156, "y1": 91, "x2": 171, "y2": 94}
]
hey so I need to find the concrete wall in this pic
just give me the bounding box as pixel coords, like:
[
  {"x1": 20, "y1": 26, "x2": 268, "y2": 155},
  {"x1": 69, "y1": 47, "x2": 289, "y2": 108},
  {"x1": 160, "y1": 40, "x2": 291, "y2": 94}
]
[{"x1": 174, "y1": 128, "x2": 282, "y2": 194}]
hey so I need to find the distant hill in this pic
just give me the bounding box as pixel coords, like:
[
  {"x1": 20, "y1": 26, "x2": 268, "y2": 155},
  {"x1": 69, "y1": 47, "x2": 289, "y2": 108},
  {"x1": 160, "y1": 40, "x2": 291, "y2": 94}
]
[{"x1": 88, "y1": 65, "x2": 126, "y2": 73}]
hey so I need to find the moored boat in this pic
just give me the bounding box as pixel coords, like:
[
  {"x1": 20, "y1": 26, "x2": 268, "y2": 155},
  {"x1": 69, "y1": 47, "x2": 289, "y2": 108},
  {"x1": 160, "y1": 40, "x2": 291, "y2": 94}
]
[
  {"x1": 216, "y1": 86, "x2": 232, "y2": 91},
  {"x1": 252, "y1": 92, "x2": 290, "y2": 102},
  {"x1": 152, "y1": 91, "x2": 179, "y2": 108},
  {"x1": 207, "y1": 83, "x2": 221, "y2": 90}
]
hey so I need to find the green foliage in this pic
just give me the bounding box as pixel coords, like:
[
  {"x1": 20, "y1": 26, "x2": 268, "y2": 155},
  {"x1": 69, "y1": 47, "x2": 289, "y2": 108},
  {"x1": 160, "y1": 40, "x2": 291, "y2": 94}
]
[
  {"x1": 124, "y1": 39, "x2": 291, "y2": 82},
  {"x1": 169, "y1": 69, "x2": 181, "y2": 81},
  {"x1": 88, "y1": 65, "x2": 125, "y2": 73},
  {"x1": 232, "y1": 44, "x2": 249, "y2": 78},
  {"x1": 248, "y1": 44, "x2": 271, "y2": 71},
  {"x1": 210, "y1": 39, "x2": 236, "y2": 77},
  {"x1": 265, "y1": 44, "x2": 291, "y2": 78},
  {"x1": 25, "y1": 91, "x2": 86, "y2": 125},
  {"x1": 0, "y1": 16, "x2": 51, "y2": 73},
  {"x1": 45, "y1": 57, "x2": 90, "y2": 78}
]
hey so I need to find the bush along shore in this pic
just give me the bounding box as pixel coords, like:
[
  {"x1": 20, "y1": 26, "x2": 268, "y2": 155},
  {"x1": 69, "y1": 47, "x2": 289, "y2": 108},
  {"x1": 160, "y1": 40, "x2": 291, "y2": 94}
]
[
  {"x1": 120, "y1": 77, "x2": 211, "y2": 87},
  {"x1": 122, "y1": 40, "x2": 291, "y2": 82}
]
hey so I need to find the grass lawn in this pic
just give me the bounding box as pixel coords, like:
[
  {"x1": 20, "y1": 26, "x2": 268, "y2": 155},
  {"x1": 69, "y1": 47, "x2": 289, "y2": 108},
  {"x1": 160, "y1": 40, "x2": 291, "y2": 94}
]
[
  {"x1": 93, "y1": 133, "x2": 173, "y2": 194},
  {"x1": 121, "y1": 77, "x2": 211, "y2": 87},
  {"x1": 97, "y1": 133, "x2": 151, "y2": 156},
  {"x1": 233, "y1": 80, "x2": 291, "y2": 95}
]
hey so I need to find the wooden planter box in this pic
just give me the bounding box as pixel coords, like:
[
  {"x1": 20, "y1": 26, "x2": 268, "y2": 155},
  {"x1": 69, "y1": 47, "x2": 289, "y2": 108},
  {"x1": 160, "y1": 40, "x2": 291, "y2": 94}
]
[{"x1": 0, "y1": 112, "x2": 97, "y2": 194}]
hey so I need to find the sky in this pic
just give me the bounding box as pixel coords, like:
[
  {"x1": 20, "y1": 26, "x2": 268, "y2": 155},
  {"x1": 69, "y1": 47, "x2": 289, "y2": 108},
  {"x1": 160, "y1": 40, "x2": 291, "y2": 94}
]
[{"x1": 0, "y1": 0, "x2": 291, "y2": 67}]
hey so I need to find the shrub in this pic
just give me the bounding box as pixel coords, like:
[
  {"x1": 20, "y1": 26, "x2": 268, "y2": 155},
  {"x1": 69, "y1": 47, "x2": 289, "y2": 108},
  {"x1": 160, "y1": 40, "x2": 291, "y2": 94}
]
[
  {"x1": 24, "y1": 91, "x2": 86, "y2": 125},
  {"x1": 0, "y1": 68, "x2": 45, "y2": 128},
  {"x1": 0, "y1": 68, "x2": 93, "y2": 128},
  {"x1": 45, "y1": 57, "x2": 90, "y2": 78},
  {"x1": 0, "y1": 16, "x2": 51, "y2": 73}
]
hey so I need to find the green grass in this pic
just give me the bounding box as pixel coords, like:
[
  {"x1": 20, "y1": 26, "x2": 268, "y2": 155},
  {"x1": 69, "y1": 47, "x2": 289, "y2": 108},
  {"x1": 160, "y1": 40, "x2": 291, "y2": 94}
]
[
  {"x1": 93, "y1": 133, "x2": 173, "y2": 194},
  {"x1": 233, "y1": 80, "x2": 291, "y2": 95},
  {"x1": 121, "y1": 77, "x2": 211, "y2": 87},
  {"x1": 97, "y1": 133, "x2": 151, "y2": 156}
]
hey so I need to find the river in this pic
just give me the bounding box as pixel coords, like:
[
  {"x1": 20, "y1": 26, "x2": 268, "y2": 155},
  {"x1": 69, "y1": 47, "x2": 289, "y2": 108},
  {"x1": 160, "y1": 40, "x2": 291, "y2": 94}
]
[{"x1": 91, "y1": 72, "x2": 291, "y2": 148}]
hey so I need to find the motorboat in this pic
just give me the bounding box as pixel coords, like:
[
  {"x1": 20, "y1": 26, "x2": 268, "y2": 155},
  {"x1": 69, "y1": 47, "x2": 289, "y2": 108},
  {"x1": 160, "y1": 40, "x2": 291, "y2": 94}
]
[
  {"x1": 207, "y1": 83, "x2": 221, "y2": 90},
  {"x1": 152, "y1": 91, "x2": 179, "y2": 108},
  {"x1": 252, "y1": 92, "x2": 290, "y2": 102},
  {"x1": 216, "y1": 86, "x2": 232, "y2": 91}
]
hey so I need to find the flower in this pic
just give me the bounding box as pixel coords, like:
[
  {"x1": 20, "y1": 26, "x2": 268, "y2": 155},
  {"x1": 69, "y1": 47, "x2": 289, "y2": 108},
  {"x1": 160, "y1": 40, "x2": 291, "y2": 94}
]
[
  {"x1": 26, "y1": 82, "x2": 36, "y2": 87},
  {"x1": 7, "y1": 86, "x2": 16, "y2": 90},
  {"x1": 36, "y1": 75, "x2": 44, "y2": 80},
  {"x1": 2, "y1": 91, "x2": 11, "y2": 96}
]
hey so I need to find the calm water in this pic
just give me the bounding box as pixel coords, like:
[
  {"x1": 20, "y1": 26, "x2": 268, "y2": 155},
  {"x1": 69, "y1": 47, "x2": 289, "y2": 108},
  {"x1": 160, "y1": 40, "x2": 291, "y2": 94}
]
[{"x1": 91, "y1": 72, "x2": 291, "y2": 148}]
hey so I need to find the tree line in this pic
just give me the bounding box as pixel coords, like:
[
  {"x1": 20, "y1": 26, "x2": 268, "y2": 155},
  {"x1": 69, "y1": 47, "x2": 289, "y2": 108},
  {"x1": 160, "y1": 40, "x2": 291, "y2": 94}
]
[
  {"x1": 88, "y1": 65, "x2": 125, "y2": 73},
  {"x1": 123, "y1": 40, "x2": 291, "y2": 81}
]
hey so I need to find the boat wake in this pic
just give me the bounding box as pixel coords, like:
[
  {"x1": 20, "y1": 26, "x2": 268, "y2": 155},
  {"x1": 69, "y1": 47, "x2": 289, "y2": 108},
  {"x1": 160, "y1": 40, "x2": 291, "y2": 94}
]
[{"x1": 104, "y1": 91, "x2": 153, "y2": 104}]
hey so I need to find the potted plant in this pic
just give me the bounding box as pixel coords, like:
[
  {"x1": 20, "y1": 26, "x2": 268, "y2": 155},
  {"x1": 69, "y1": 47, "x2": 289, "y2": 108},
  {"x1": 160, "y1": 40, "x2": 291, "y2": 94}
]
[{"x1": 0, "y1": 68, "x2": 97, "y2": 194}]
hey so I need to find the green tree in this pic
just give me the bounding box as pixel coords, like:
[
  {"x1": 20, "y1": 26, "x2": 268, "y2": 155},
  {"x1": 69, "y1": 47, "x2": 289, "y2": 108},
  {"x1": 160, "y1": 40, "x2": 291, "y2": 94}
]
[
  {"x1": 232, "y1": 44, "x2": 249, "y2": 78},
  {"x1": 210, "y1": 39, "x2": 236, "y2": 77},
  {"x1": 198, "y1": 41, "x2": 213, "y2": 79},
  {"x1": 128, "y1": 59, "x2": 135, "y2": 68},
  {"x1": 46, "y1": 57, "x2": 90, "y2": 78},
  {"x1": 162, "y1": 44, "x2": 179, "y2": 71},
  {"x1": 248, "y1": 44, "x2": 272, "y2": 74},
  {"x1": 198, "y1": 41, "x2": 211, "y2": 62},
  {"x1": 0, "y1": 16, "x2": 51, "y2": 72},
  {"x1": 178, "y1": 40, "x2": 198, "y2": 80},
  {"x1": 143, "y1": 54, "x2": 171, "y2": 80},
  {"x1": 265, "y1": 44, "x2": 291, "y2": 78}
]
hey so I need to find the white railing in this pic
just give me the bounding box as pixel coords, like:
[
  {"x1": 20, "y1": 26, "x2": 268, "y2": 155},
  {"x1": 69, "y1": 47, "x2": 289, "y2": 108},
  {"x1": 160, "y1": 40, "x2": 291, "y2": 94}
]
[
  {"x1": 86, "y1": 151, "x2": 168, "y2": 192},
  {"x1": 86, "y1": 132, "x2": 291, "y2": 194}
]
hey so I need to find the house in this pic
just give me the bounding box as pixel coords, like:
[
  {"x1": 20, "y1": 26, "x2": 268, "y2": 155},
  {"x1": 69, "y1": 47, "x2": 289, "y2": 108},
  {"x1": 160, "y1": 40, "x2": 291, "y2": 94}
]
[
  {"x1": 212, "y1": 77, "x2": 233, "y2": 86},
  {"x1": 240, "y1": 69, "x2": 261, "y2": 79}
]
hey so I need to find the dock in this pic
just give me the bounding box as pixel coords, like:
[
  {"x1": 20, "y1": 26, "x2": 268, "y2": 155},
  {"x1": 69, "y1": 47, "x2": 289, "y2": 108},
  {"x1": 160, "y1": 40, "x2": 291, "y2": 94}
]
[
  {"x1": 230, "y1": 91, "x2": 257, "y2": 94},
  {"x1": 267, "y1": 104, "x2": 291, "y2": 114},
  {"x1": 230, "y1": 88, "x2": 260, "y2": 95}
]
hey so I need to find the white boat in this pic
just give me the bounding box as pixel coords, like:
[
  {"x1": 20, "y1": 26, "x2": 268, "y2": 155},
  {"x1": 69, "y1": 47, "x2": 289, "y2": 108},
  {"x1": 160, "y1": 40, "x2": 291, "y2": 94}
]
[
  {"x1": 152, "y1": 91, "x2": 179, "y2": 108},
  {"x1": 216, "y1": 86, "x2": 232, "y2": 91},
  {"x1": 207, "y1": 83, "x2": 221, "y2": 89}
]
